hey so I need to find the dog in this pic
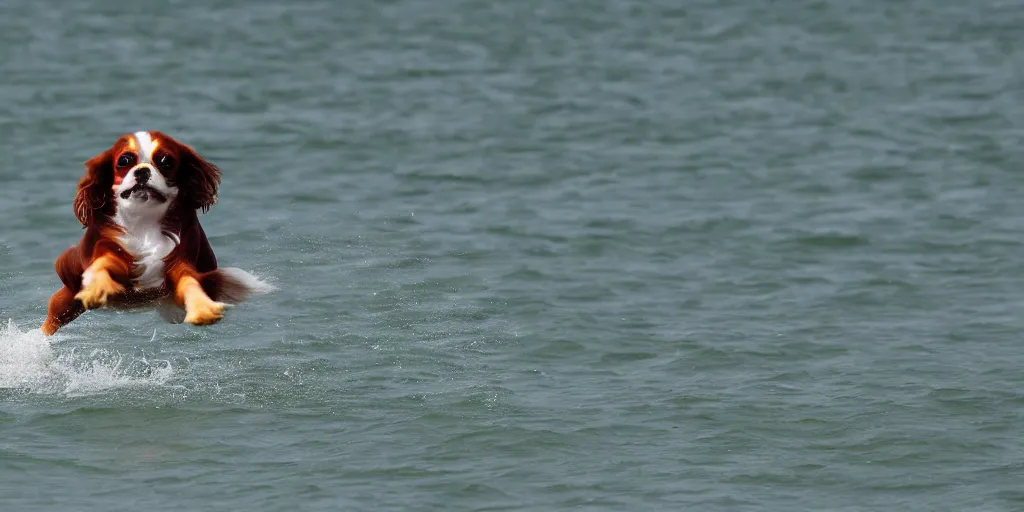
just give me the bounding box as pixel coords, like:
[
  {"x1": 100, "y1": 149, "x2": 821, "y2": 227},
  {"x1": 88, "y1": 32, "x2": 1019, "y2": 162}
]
[{"x1": 41, "y1": 131, "x2": 268, "y2": 335}]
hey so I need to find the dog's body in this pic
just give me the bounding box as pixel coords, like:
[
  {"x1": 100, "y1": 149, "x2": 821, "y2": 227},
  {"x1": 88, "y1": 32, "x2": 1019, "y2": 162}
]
[{"x1": 41, "y1": 131, "x2": 266, "y2": 335}]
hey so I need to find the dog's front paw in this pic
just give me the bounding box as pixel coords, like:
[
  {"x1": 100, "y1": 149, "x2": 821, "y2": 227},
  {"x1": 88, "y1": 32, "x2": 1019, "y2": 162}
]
[
  {"x1": 184, "y1": 296, "x2": 225, "y2": 326},
  {"x1": 41, "y1": 321, "x2": 59, "y2": 336},
  {"x1": 75, "y1": 271, "x2": 124, "y2": 309}
]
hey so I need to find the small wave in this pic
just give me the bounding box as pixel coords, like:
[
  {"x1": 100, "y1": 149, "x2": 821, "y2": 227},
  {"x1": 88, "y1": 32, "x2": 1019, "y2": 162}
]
[{"x1": 0, "y1": 319, "x2": 173, "y2": 396}]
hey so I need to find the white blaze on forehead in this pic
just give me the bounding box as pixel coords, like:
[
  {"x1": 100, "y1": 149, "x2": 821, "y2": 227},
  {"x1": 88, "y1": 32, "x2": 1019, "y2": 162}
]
[{"x1": 132, "y1": 131, "x2": 158, "y2": 163}]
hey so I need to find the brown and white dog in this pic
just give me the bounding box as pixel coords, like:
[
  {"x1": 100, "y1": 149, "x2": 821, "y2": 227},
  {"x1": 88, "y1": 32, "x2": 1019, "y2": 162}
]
[{"x1": 41, "y1": 131, "x2": 269, "y2": 335}]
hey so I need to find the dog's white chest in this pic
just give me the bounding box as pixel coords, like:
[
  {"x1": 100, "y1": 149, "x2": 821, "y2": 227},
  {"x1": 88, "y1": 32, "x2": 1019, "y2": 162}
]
[{"x1": 117, "y1": 224, "x2": 177, "y2": 290}]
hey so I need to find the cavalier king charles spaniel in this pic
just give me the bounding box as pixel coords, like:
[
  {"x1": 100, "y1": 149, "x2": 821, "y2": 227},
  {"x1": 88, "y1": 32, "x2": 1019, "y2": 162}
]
[{"x1": 41, "y1": 131, "x2": 269, "y2": 335}]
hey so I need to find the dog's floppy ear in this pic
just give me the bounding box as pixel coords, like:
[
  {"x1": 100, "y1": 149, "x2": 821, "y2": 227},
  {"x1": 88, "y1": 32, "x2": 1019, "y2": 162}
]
[
  {"x1": 74, "y1": 148, "x2": 114, "y2": 226},
  {"x1": 178, "y1": 144, "x2": 221, "y2": 213}
]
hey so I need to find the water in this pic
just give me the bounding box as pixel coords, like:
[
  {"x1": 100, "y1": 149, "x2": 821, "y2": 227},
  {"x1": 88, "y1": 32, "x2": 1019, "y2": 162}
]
[{"x1": 1, "y1": 0, "x2": 1023, "y2": 509}]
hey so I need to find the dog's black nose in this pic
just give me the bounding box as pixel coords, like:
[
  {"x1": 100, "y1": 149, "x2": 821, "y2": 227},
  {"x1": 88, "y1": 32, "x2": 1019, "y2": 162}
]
[{"x1": 134, "y1": 167, "x2": 151, "y2": 184}]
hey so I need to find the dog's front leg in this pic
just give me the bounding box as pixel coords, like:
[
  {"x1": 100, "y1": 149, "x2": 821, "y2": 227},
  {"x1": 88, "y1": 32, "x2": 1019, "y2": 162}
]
[
  {"x1": 75, "y1": 241, "x2": 131, "y2": 309},
  {"x1": 166, "y1": 261, "x2": 225, "y2": 326}
]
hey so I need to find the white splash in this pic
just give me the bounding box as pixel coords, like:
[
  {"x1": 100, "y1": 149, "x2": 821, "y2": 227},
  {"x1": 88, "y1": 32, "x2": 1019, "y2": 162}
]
[
  {"x1": 0, "y1": 319, "x2": 173, "y2": 396},
  {"x1": 0, "y1": 319, "x2": 54, "y2": 390}
]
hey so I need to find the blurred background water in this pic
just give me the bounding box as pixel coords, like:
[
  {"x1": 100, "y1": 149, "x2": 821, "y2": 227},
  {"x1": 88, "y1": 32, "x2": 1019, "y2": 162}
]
[{"x1": 1, "y1": 0, "x2": 1023, "y2": 510}]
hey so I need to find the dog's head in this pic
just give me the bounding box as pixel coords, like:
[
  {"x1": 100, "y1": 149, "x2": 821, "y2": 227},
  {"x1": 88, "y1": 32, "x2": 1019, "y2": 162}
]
[{"x1": 75, "y1": 131, "x2": 221, "y2": 225}]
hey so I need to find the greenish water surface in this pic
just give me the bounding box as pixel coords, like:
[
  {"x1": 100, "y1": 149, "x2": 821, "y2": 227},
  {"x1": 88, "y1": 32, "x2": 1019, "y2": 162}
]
[{"x1": 1, "y1": 0, "x2": 1023, "y2": 510}]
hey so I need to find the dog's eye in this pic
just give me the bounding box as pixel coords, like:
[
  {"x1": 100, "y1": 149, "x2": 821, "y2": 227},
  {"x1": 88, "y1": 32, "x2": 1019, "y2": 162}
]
[
  {"x1": 116, "y1": 153, "x2": 136, "y2": 169},
  {"x1": 155, "y1": 154, "x2": 175, "y2": 171}
]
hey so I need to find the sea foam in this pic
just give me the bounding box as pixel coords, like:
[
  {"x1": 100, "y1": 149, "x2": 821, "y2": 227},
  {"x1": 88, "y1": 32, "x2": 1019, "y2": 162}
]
[{"x1": 0, "y1": 319, "x2": 173, "y2": 396}]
